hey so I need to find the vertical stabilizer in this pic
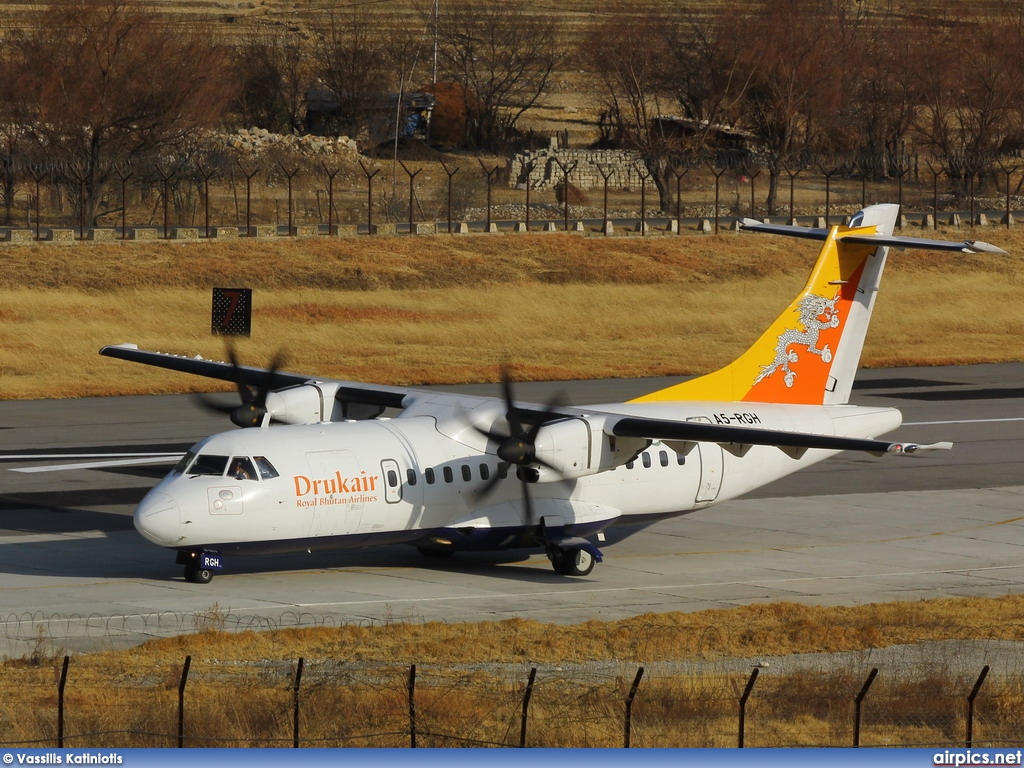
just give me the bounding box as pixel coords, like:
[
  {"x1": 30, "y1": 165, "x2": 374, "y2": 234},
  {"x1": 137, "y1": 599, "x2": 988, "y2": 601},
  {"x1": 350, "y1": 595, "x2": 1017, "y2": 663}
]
[{"x1": 631, "y1": 204, "x2": 900, "y2": 406}]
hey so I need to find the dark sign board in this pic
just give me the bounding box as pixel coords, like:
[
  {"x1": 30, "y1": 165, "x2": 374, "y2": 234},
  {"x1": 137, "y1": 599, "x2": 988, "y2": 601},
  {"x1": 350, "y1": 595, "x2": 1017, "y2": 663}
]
[{"x1": 211, "y1": 288, "x2": 252, "y2": 337}]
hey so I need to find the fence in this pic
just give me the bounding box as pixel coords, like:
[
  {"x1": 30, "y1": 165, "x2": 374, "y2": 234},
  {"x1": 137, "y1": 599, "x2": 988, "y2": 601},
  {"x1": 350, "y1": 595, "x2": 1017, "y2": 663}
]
[
  {"x1": 2, "y1": 652, "x2": 1024, "y2": 748},
  {"x1": 2, "y1": 153, "x2": 1024, "y2": 243}
]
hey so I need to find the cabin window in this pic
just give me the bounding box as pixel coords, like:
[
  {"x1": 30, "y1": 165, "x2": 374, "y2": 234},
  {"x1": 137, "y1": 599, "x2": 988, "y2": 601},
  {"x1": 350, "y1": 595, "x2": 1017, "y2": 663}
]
[
  {"x1": 406, "y1": 468, "x2": 418, "y2": 486},
  {"x1": 229, "y1": 456, "x2": 257, "y2": 481},
  {"x1": 386, "y1": 469, "x2": 399, "y2": 488},
  {"x1": 443, "y1": 466, "x2": 454, "y2": 483},
  {"x1": 479, "y1": 464, "x2": 490, "y2": 480},
  {"x1": 659, "y1": 450, "x2": 669, "y2": 467},
  {"x1": 189, "y1": 454, "x2": 229, "y2": 477},
  {"x1": 677, "y1": 453, "x2": 686, "y2": 465},
  {"x1": 461, "y1": 465, "x2": 472, "y2": 482},
  {"x1": 626, "y1": 459, "x2": 635, "y2": 470},
  {"x1": 642, "y1": 453, "x2": 652, "y2": 469},
  {"x1": 425, "y1": 467, "x2": 436, "y2": 484},
  {"x1": 254, "y1": 456, "x2": 279, "y2": 479},
  {"x1": 497, "y1": 462, "x2": 510, "y2": 479}
]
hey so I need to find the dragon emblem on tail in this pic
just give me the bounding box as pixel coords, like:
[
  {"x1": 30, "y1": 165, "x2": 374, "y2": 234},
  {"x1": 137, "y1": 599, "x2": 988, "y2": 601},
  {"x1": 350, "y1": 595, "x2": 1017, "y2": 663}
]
[{"x1": 753, "y1": 292, "x2": 840, "y2": 388}]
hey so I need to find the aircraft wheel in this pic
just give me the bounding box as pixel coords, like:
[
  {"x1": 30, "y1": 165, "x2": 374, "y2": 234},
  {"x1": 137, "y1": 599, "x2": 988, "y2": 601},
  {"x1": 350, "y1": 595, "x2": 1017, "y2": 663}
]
[
  {"x1": 184, "y1": 564, "x2": 213, "y2": 584},
  {"x1": 551, "y1": 547, "x2": 594, "y2": 577}
]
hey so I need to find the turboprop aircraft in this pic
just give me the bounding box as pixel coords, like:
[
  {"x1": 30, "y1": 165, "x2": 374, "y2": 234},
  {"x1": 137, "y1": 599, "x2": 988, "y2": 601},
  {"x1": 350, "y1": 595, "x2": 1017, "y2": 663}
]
[{"x1": 100, "y1": 204, "x2": 1006, "y2": 583}]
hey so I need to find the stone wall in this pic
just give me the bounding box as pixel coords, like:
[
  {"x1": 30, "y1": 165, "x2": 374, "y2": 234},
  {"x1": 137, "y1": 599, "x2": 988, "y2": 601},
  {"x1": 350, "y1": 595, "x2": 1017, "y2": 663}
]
[{"x1": 509, "y1": 145, "x2": 644, "y2": 191}]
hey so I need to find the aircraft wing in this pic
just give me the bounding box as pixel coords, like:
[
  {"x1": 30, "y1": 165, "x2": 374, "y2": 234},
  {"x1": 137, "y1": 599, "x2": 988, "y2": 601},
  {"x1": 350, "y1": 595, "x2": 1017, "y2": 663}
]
[
  {"x1": 99, "y1": 344, "x2": 413, "y2": 409},
  {"x1": 605, "y1": 414, "x2": 949, "y2": 456}
]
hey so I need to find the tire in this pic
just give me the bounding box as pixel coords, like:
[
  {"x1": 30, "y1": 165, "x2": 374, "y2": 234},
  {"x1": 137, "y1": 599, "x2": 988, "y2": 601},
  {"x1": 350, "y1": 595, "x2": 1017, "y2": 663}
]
[
  {"x1": 551, "y1": 547, "x2": 595, "y2": 577},
  {"x1": 184, "y1": 565, "x2": 213, "y2": 584}
]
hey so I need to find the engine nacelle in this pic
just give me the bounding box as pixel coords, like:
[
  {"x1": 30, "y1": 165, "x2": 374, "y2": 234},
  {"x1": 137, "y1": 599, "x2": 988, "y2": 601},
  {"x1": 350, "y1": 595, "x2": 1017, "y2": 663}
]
[
  {"x1": 263, "y1": 384, "x2": 334, "y2": 425},
  {"x1": 531, "y1": 415, "x2": 649, "y2": 481}
]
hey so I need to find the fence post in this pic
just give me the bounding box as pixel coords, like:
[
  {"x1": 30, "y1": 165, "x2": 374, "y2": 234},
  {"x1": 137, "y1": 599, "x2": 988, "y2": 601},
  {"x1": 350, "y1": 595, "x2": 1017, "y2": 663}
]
[
  {"x1": 441, "y1": 161, "x2": 459, "y2": 234},
  {"x1": 321, "y1": 163, "x2": 340, "y2": 233},
  {"x1": 738, "y1": 668, "x2": 758, "y2": 748},
  {"x1": 359, "y1": 160, "x2": 380, "y2": 234},
  {"x1": 29, "y1": 165, "x2": 46, "y2": 241},
  {"x1": 408, "y1": 664, "x2": 417, "y2": 748},
  {"x1": 155, "y1": 162, "x2": 174, "y2": 239},
  {"x1": 280, "y1": 163, "x2": 298, "y2": 234},
  {"x1": 636, "y1": 166, "x2": 650, "y2": 235},
  {"x1": 522, "y1": 160, "x2": 535, "y2": 231},
  {"x1": 819, "y1": 161, "x2": 838, "y2": 227},
  {"x1": 293, "y1": 657, "x2": 304, "y2": 748},
  {"x1": 852, "y1": 667, "x2": 878, "y2": 747},
  {"x1": 707, "y1": 162, "x2": 727, "y2": 234},
  {"x1": 57, "y1": 655, "x2": 69, "y2": 748},
  {"x1": 479, "y1": 160, "x2": 502, "y2": 232},
  {"x1": 966, "y1": 665, "x2": 990, "y2": 747},
  {"x1": 178, "y1": 655, "x2": 192, "y2": 748},
  {"x1": 552, "y1": 158, "x2": 576, "y2": 231},
  {"x1": 519, "y1": 667, "x2": 537, "y2": 747},
  {"x1": 598, "y1": 164, "x2": 613, "y2": 235},
  {"x1": 673, "y1": 166, "x2": 689, "y2": 234},
  {"x1": 624, "y1": 666, "x2": 644, "y2": 748},
  {"x1": 399, "y1": 161, "x2": 422, "y2": 234},
  {"x1": 783, "y1": 164, "x2": 802, "y2": 224}
]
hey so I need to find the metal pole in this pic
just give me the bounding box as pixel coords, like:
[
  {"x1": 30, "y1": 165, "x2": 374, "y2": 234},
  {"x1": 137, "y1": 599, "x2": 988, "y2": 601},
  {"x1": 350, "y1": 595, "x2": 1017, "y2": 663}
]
[
  {"x1": 519, "y1": 667, "x2": 537, "y2": 747},
  {"x1": 178, "y1": 655, "x2": 192, "y2": 748},
  {"x1": 966, "y1": 665, "x2": 990, "y2": 747},
  {"x1": 408, "y1": 664, "x2": 417, "y2": 748},
  {"x1": 738, "y1": 668, "x2": 758, "y2": 747},
  {"x1": 624, "y1": 666, "x2": 644, "y2": 748},
  {"x1": 853, "y1": 667, "x2": 878, "y2": 747},
  {"x1": 293, "y1": 657, "x2": 304, "y2": 748},
  {"x1": 57, "y1": 655, "x2": 69, "y2": 748}
]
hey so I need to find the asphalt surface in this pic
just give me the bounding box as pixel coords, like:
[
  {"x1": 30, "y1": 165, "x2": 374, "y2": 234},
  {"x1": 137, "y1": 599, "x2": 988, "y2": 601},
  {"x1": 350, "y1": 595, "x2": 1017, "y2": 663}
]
[{"x1": 1, "y1": 363, "x2": 1022, "y2": 656}]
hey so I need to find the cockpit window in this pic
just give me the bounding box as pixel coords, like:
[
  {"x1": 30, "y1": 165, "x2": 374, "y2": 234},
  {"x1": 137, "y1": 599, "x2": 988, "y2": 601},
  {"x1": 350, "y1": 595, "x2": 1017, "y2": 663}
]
[
  {"x1": 173, "y1": 451, "x2": 196, "y2": 474},
  {"x1": 188, "y1": 454, "x2": 229, "y2": 476},
  {"x1": 253, "y1": 456, "x2": 279, "y2": 480},
  {"x1": 229, "y1": 456, "x2": 258, "y2": 481}
]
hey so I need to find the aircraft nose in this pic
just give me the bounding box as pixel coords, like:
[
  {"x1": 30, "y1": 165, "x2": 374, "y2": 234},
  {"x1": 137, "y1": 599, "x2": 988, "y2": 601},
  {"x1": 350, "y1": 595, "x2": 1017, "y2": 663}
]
[{"x1": 134, "y1": 491, "x2": 181, "y2": 545}]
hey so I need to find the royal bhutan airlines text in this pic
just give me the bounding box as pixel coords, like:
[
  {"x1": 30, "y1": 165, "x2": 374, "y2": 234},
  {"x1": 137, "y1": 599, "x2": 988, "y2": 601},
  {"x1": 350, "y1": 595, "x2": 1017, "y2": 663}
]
[{"x1": 292, "y1": 471, "x2": 380, "y2": 507}]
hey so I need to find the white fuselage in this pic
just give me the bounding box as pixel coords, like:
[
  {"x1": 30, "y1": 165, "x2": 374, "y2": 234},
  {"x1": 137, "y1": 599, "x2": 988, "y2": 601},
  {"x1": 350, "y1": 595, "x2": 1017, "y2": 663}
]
[{"x1": 133, "y1": 398, "x2": 902, "y2": 559}]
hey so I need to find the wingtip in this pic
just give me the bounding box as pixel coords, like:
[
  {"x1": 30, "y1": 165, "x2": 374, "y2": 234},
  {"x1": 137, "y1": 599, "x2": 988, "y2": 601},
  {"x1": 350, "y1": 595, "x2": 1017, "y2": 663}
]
[{"x1": 964, "y1": 240, "x2": 1008, "y2": 255}]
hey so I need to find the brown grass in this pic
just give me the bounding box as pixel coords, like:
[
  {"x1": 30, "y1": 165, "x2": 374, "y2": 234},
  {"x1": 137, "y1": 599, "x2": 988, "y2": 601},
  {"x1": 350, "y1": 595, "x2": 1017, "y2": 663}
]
[
  {"x1": 4, "y1": 595, "x2": 1024, "y2": 747},
  {"x1": 1, "y1": 226, "x2": 1022, "y2": 400}
]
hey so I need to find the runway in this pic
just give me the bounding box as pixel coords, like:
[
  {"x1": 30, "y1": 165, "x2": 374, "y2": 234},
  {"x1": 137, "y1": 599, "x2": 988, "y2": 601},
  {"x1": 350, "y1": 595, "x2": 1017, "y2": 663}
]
[{"x1": 1, "y1": 363, "x2": 1022, "y2": 656}]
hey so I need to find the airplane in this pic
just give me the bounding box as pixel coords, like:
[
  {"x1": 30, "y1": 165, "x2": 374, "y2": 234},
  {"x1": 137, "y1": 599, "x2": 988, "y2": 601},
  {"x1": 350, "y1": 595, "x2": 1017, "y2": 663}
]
[{"x1": 99, "y1": 203, "x2": 1006, "y2": 583}]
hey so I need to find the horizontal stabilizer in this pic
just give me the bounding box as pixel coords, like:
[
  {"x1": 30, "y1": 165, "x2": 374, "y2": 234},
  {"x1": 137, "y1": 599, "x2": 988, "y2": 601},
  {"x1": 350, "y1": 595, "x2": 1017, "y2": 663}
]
[{"x1": 740, "y1": 219, "x2": 1007, "y2": 254}]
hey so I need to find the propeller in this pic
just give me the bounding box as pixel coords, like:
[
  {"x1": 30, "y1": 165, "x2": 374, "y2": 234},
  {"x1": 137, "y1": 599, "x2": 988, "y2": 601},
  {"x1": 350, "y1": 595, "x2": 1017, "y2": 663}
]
[
  {"x1": 470, "y1": 371, "x2": 569, "y2": 525},
  {"x1": 196, "y1": 346, "x2": 286, "y2": 428}
]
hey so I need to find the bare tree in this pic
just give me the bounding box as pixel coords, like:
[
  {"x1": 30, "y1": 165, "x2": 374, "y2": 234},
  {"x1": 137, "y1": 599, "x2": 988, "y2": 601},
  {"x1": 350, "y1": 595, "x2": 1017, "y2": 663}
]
[
  {"x1": 733, "y1": 0, "x2": 858, "y2": 214},
  {"x1": 308, "y1": 9, "x2": 391, "y2": 142},
  {"x1": 914, "y1": 14, "x2": 1024, "y2": 199},
  {"x1": 435, "y1": 0, "x2": 564, "y2": 148},
  {"x1": 586, "y1": 8, "x2": 679, "y2": 210},
  {"x1": 232, "y1": 25, "x2": 310, "y2": 135},
  {"x1": 4, "y1": 0, "x2": 232, "y2": 225}
]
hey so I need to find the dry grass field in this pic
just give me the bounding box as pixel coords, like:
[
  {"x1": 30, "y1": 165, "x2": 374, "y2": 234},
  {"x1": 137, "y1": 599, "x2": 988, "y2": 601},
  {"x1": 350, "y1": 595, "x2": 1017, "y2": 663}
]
[{"x1": 0, "y1": 224, "x2": 1021, "y2": 400}]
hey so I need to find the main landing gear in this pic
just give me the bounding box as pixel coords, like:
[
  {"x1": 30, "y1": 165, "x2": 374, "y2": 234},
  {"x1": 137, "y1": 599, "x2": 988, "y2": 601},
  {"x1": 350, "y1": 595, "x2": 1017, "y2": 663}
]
[{"x1": 548, "y1": 546, "x2": 596, "y2": 576}]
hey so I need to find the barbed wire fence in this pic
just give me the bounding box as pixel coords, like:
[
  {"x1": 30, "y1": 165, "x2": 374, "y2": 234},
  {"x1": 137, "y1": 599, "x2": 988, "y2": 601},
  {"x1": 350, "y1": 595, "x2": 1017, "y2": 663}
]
[
  {"x1": 2, "y1": 150, "x2": 1023, "y2": 240},
  {"x1": 3, "y1": 610, "x2": 1024, "y2": 748}
]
